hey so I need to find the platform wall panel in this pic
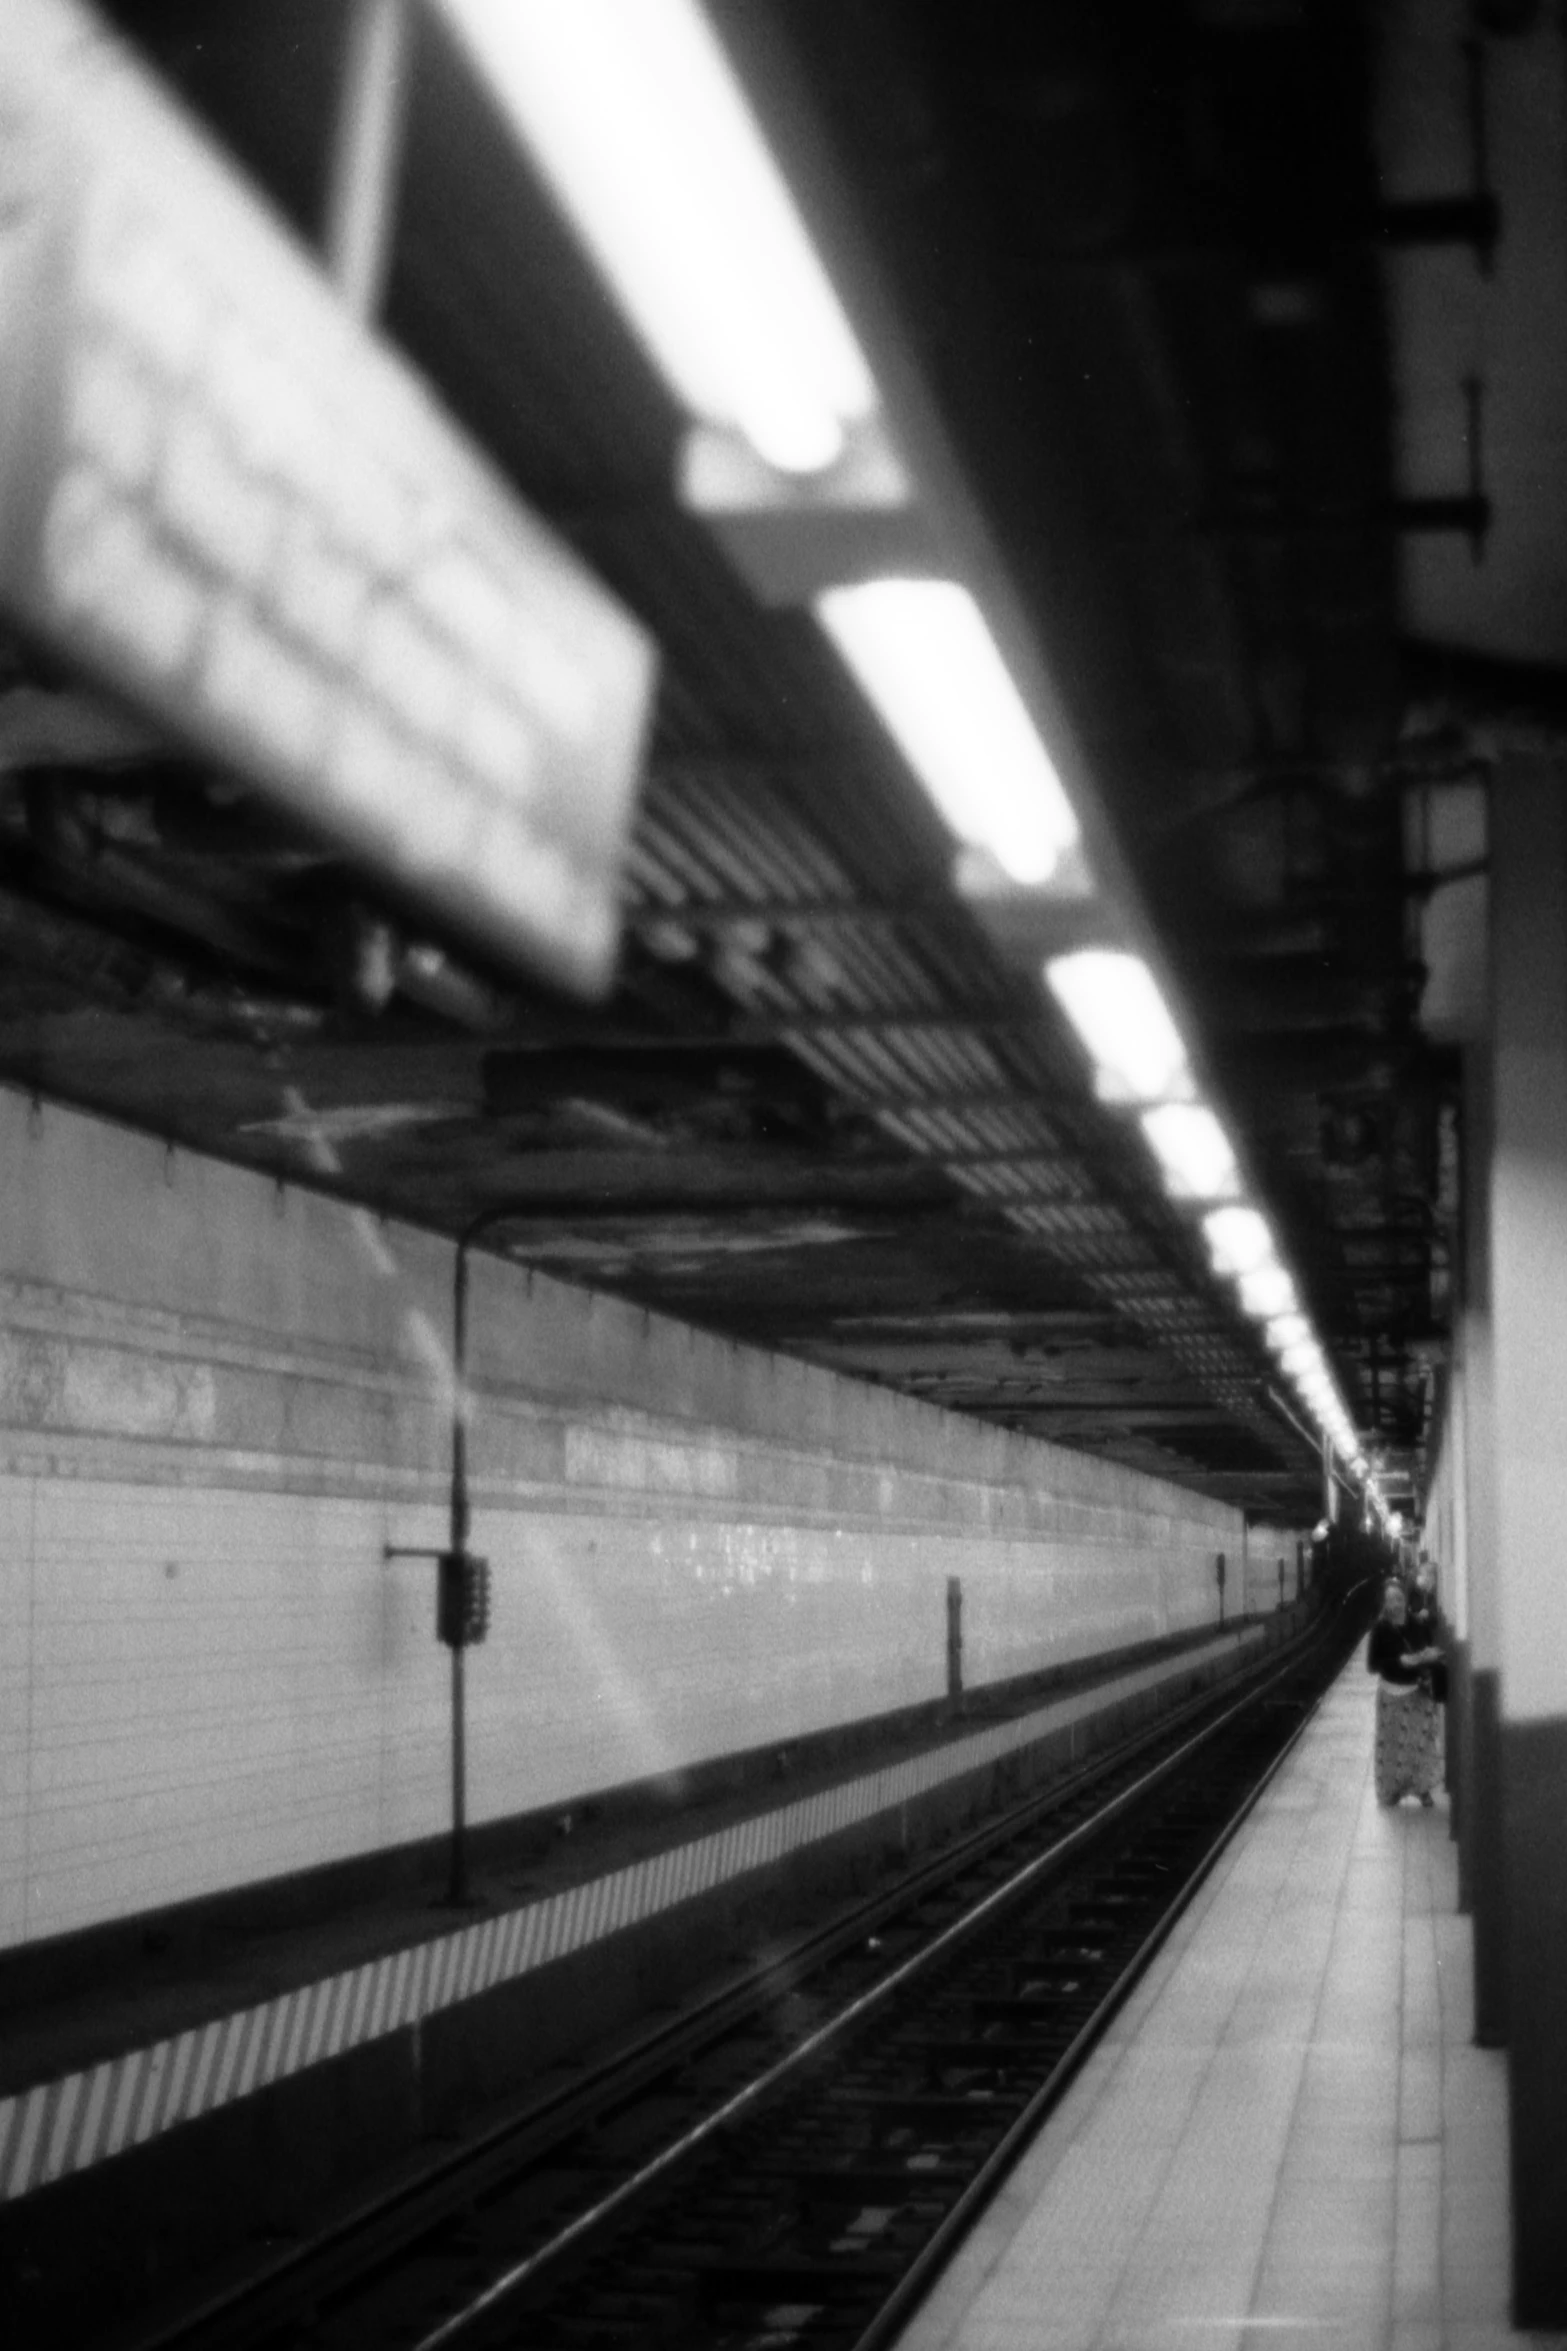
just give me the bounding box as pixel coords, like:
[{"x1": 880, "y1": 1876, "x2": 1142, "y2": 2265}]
[
  {"x1": 0, "y1": 1087, "x2": 1246, "y2": 1949},
  {"x1": 1245, "y1": 1520, "x2": 1307, "y2": 1619}
]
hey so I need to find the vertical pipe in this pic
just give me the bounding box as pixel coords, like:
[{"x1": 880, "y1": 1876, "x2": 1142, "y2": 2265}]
[
  {"x1": 945, "y1": 1576, "x2": 963, "y2": 1706},
  {"x1": 446, "y1": 1229, "x2": 475, "y2": 1906},
  {"x1": 324, "y1": 0, "x2": 411, "y2": 322},
  {"x1": 452, "y1": 1235, "x2": 473, "y2": 1560},
  {"x1": 443, "y1": 1210, "x2": 518, "y2": 1905},
  {"x1": 449, "y1": 1643, "x2": 467, "y2": 1905}
]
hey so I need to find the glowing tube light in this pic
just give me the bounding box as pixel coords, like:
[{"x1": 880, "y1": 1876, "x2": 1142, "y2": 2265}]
[
  {"x1": 1139, "y1": 1103, "x2": 1241, "y2": 1202},
  {"x1": 1238, "y1": 1263, "x2": 1297, "y2": 1319},
  {"x1": 1266, "y1": 1313, "x2": 1311, "y2": 1353},
  {"x1": 1044, "y1": 950, "x2": 1193, "y2": 1104},
  {"x1": 440, "y1": 0, "x2": 876, "y2": 475},
  {"x1": 819, "y1": 580, "x2": 1081, "y2": 886},
  {"x1": 1202, "y1": 1206, "x2": 1274, "y2": 1278}
]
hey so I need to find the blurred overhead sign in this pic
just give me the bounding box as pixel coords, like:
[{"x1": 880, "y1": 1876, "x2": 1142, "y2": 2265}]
[{"x1": 0, "y1": 0, "x2": 656, "y2": 998}]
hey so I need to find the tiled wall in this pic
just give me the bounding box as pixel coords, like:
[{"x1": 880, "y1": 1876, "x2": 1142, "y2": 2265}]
[
  {"x1": 0, "y1": 1087, "x2": 1245, "y2": 1949},
  {"x1": 1245, "y1": 1519, "x2": 1307, "y2": 1619}
]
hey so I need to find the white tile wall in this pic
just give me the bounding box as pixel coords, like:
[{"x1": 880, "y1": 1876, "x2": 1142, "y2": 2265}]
[
  {"x1": 1247, "y1": 1519, "x2": 1308, "y2": 1619},
  {"x1": 0, "y1": 1087, "x2": 1249, "y2": 1948},
  {"x1": 0, "y1": 1478, "x2": 33, "y2": 1948}
]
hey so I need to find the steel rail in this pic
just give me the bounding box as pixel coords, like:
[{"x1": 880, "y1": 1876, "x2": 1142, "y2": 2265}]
[
  {"x1": 850, "y1": 1638, "x2": 1334, "y2": 2348},
  {"x1": 406, "y1": 1611, "x2": 1353, "y2": 2350},
  {"x1": 122, "y1": 1604, "x2": 1359, "y2": 2351}
]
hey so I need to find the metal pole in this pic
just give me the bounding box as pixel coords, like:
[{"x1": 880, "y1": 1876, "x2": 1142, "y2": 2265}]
[
  {"x1": 441, "y1": 1208, "x2": 524, "y2": 1905},
  {"x1": 324, "y1": 0, "x2": 410, "y2": 322},
  {"x1": 452, "y1": 1229, "x2": 473, "y2": 1562},
  {"x1": 445, "y1": 1225, "x2": 477, "y2": 1906},
  {"x1": 449, "y1": 1641, "x2": 467, "y2": 1905}
]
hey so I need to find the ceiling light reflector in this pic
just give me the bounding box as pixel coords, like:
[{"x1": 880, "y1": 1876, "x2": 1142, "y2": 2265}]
[
  {"x1": 440, "y1": 0, "x2": 876, "y2": 474},
  {"x1": 1044, "y1": 949, "x2": 1194, "y2": 1103},
  {"x1": 1139, "y1": 1103, "x2": 1241, "y2": 1202},
  {"x1": 818, "y1": 580, "x2": 1081, "y2": 885}
]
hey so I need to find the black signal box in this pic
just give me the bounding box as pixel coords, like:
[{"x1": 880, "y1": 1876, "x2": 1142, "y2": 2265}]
[{"x1": 437, "y1": 1551, "x2": 491, "y2": 1648}]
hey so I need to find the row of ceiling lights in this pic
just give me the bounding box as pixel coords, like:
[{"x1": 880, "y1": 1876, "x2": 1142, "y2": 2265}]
[{"x1": 439, "y1": 0, "x2": 1374, "y2": 1494}]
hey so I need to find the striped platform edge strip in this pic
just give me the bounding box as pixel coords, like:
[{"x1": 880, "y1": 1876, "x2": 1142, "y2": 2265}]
[{"x1": 0, "y1": 1626, "x2": 1264, "y2": 2201}]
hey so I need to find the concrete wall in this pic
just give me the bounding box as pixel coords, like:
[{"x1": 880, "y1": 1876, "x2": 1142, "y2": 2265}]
[{"x1": 0, "y1": 1086, "x2": 1244, "y2": 1950}]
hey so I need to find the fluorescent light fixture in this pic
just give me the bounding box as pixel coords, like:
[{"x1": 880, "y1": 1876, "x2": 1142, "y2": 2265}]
[
  {"x1": 818, "y1": 580, "x2": 1081, "y2": 886},
  {"x1": 1202, "y1": 1206, "x2": 1274, "y2": 1277},
  {"x1": 1239, "y1": 1263, "x2": 1297, "y2": 1319},
  {"x1": 1265, "y1": 1313, "x2": 1310, "y2": 1353},
  {"x1": 1139, "y1": 1103, "x2": 1241, "y2": 1202},
  {"x1": 440, "y1": 0, "x2": 876, "y2": 475},
  {"x1": 1044, "y1": 949, "x2": 1194, "y2": 1103}
]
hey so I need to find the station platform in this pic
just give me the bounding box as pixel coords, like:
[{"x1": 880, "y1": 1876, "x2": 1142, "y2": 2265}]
[
  {"x1": 0, "y1": 1618, "x2": 1293, "y2": 2341},
  {"x1": 894, "y1": 1658, "x2": 1560, "y2": 2351}
]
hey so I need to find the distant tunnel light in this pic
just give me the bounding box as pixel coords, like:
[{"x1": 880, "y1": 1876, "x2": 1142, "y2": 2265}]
[
  {"x1": 1139, "y1": 1104, "x2": 1241, "y2": 1202},
  {"x1": 1043, "y1": 949, "x2": 1193, "y2": 1104},
  {"x1": 1202, "y1": 1206, "x2": 1274, "y2": 1278},
  {"x1": 1238, "y1": 1262, "x2": 1297, "y2": 1319},
  {"x1": 440, "y1": 0, "x2": 876, "y2": 475},
  {"x1": 819, "y1": 581, "x2": 1082, "y2": 886},
  {"x1": 1266, "y1": 1313, "x2": 1310, "y2": 1353}
]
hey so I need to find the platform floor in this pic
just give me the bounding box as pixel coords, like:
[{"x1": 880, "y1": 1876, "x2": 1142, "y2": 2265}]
[{"x1": 895, "y1": 1659, "x2": 1563, "y2": 2351}]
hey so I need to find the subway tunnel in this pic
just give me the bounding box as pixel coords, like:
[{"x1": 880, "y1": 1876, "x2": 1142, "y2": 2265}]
[{"x1": 0, "y1": 1, "x2": 1561, "y2": 2342}]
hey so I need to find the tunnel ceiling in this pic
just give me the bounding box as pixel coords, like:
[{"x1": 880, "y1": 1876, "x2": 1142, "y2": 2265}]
[{"x1": 4, "y1": 0, "x2": 1535, "y2": 1523}]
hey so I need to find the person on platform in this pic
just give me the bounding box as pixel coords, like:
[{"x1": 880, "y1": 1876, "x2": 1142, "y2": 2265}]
[
  {"x1": 1406, "y1": 1556, "x2": 1447, "y2": 1703},
  {"x1": 1367, "y1": 1576, "x2": 1443, "y2": 1805}
]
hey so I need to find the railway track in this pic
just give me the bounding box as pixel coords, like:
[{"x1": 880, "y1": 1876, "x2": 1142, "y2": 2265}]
[{"x1": 128, "y1": 1611, "x2": 1361, "y2": 2351}]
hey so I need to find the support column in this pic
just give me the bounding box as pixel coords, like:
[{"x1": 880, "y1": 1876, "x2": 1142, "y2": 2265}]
[
  {"x1": 1491, "y1": 753, "x2": 1567, "y2": 2325},
  {"x1": 1462, "y1": 1044, "x2": 1505, "y2": 2022},
  {"x1": 1443, "y1": 1340, "x2": 1470, "y2": 1891}
]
